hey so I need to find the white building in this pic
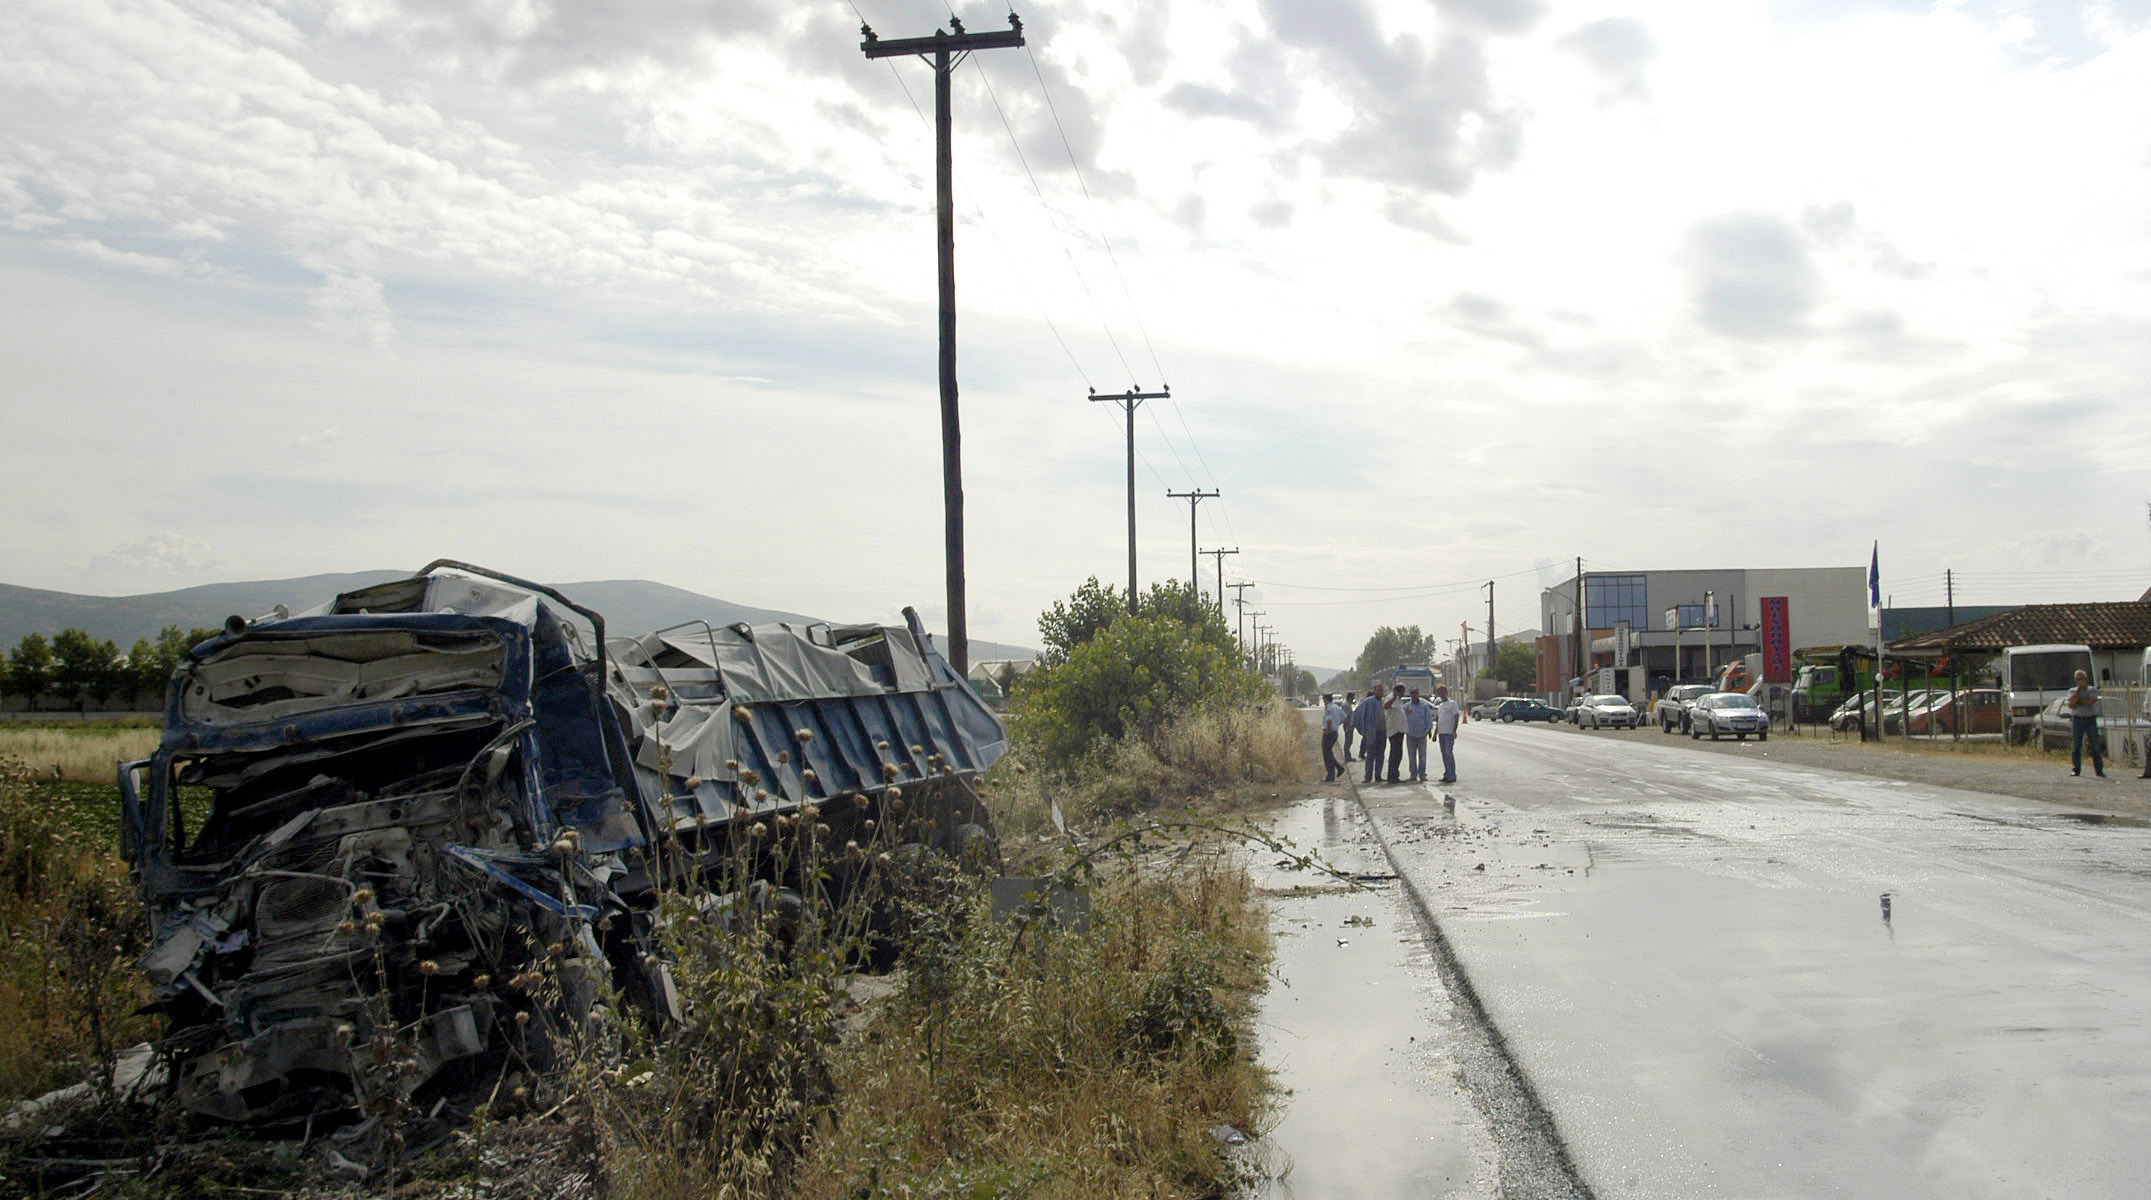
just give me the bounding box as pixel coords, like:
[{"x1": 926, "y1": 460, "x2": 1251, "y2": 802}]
[{"x1": 1538, "y1": 566, "x2": 1871, "y2": 696}]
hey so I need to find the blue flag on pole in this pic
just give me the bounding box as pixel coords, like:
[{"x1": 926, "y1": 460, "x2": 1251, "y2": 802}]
[{"x1": 1869, "y1": 541, "x2": 1880, "y2": 609}]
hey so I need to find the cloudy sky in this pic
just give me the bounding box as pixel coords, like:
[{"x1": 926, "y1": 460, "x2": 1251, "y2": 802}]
[{"x1": 4, "y1": 0, "x2": 2149, "y2": 668}]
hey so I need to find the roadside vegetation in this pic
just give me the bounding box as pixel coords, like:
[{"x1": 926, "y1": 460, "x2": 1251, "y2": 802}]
[
  {"x1": 2, "y1": 625, "x2": 215, "y2": 714},
  {"x1": 0, "y1": 578, "x2": 1307, "y2": 1198}
]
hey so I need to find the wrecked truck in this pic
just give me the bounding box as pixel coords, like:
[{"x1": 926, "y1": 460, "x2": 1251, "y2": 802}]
[{"x1": 117, "y1": 561, "x2": 1006, "y2": 1127}]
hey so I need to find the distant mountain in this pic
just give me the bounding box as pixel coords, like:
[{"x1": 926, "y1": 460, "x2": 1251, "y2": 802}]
[
  {"x1": 0, "y1": 572, "x2": 406, "y2": 647},
  {"x1": 0, "y1": 572, "x2": 1035, "y2": 662}
]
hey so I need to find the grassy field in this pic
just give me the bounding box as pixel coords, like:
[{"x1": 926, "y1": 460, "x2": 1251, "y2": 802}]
[{"x1": 0, "y1": 721, "x2": 159, "y2": 784}]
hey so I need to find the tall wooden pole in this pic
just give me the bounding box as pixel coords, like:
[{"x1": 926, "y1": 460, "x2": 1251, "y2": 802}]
[
  {"x1": 1167, "y1": 488, "x2": 1219, "y2": 598},
  {"x1": 863, "y1": 15, "x2": 1025, "y2": 676},
  {"x1": 1089, "y1": 388, "x2": 1169, "y2": 614},
  {"x1": 1202, "y1": 547, "x2": 1239, "y2": 613}
]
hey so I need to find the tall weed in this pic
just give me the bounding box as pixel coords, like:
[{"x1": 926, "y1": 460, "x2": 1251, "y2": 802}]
[{"x1": 0, "y1": 756, "x2": 150, "y2": 1103}]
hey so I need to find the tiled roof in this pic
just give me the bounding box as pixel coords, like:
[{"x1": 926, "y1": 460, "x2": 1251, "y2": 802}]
[{"x1": 1890, "y1": 601, "x2": 2151, "y2": 652}]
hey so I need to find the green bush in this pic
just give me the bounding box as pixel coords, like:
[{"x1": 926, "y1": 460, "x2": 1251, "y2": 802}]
[{"x1": 1011, "y1": 614, "x2": 1268, "y2": 774}]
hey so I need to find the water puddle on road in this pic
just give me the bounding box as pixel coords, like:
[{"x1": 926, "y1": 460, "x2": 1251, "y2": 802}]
[
  {"x1": 1249, "y1": 795, "x2": 1497, "y2": 1199},
  {"x1": 2056, "y1": 811, "x2": 2151, "y2": 828}
]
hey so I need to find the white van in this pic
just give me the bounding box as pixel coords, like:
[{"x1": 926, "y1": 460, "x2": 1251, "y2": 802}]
[{"x1": 2002, "y1": 644, "x2": 2095, "y2": 743}]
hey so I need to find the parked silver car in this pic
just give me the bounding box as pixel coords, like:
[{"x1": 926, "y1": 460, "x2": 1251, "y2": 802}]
[
  {"x1": 1472, "y1": 696, "x2": 1525, "y2": 721},
  {"x1": 1578, "y1": 694, "x2": 1639, "y2": 729},
  {"x1": 1690, "y1": 691, "x2": 1770, "y2": 741},
  {"x1": 1657, "y1": 684, "x2": 1716, "y2": 733}
]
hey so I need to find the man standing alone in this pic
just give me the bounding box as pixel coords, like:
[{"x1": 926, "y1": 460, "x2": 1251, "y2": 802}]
[
  {"x1": 1320, "y1": 694, "x2": 1347, "y2": 782},
  {"x1": 2067, "y1": 669, "x2": 2106, "y2": 778},
  {"x1": 1353, "y1": 690, "x2": 1386, "y2": 784},
  {"x1": 1434, "y1": 685, "x2": 1463, "y2": 784}
]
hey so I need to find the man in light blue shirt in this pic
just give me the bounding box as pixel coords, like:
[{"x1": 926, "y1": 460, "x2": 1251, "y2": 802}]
[
  {"x1": 1352, "y1": 691, "x2": 1387, "y2": 784},
  {"x1": 1403, "y1": 689, "x2": 1438, "y2": 782}
]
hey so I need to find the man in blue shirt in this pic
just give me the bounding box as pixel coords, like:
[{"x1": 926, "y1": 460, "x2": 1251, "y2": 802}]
[
  {"x1": 1352, "y1": 691, "x2": 1387, "y2": 784},
  {"x1": 1403, "y1": 689, "x2": 1437, "y2": 782}
]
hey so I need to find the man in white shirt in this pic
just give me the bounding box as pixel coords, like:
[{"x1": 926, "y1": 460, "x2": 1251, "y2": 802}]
[
  {"x1": 1382, "y1": 685, "x2": 1410, "y2": 783},
  {"x1": 1319, "y1": 693, "x2": 1347, "y2": 781},
  {"x1": 1434, "y1": 685, "x2": 1464, "y2": 784}
]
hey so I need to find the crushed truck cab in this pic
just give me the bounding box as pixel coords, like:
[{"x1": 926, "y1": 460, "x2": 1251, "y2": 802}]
[{"x1": 119, "y1": 562, "x2": 1005, "y2": 1128}]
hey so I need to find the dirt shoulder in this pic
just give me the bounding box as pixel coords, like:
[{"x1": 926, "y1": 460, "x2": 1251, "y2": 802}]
[{"x1": 1536, "y1": 719, "x2": 2151, "y2": 817}]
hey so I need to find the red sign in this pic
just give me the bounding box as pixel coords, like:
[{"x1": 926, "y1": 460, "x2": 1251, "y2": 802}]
[{"x1": 1760, "y1": 596, "x2": 1792, "y2": 683}]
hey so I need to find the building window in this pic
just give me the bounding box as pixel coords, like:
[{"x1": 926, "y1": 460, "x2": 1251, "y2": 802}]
[
  {"x1": 1584, "y1": 574, "x2": 1648, "y2": 632},
  {"x1": 1675, "y1": 603, "x2": 1708, "y2": 630}
]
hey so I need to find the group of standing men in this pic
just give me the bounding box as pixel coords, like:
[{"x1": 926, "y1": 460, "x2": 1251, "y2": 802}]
[{"x1": 1320, "y1": 684, "x2": 1462, "y2": 785}]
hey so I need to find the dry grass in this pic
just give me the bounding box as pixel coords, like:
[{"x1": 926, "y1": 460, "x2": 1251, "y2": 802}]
[
  {"x1": 0, "y1": 724, "x2": 159, "y2": 783},
  {"x1": 789, "y1": 857, "x2": 1270, "y2": 1200},
  {"x1": 983, "y1": 701, "x2": 1308, "y2": 838}
]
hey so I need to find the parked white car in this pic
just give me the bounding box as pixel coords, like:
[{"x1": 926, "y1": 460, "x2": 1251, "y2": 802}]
[
  {"x1": 1690, "y1": 691, "x2": 1770, "y2": 741},
  {"x1": 1578, "y1": 694, "x2": 1639, "y2": 729}
]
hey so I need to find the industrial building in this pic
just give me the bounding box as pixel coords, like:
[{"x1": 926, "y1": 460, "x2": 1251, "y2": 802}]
[{"x1": 1537, "y1": 566, "x2": 1872, "y2": 698}]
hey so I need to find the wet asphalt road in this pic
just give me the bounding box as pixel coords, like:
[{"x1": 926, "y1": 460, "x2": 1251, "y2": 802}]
[{"x1": 1354, "y1": 720, "x2": 2151, "y2": 1199}]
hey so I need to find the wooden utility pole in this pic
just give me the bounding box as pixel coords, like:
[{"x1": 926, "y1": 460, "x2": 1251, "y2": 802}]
[
  {"x1": 1484, "y1": 580, "x2": 1496, "y2": 661},
  {"x1": 1088, "y1": 387, "x2": 1169, "y2": 614},
  {"x1": 1165, "y1": 488, "x2": 1219, "y2": 597},
  {"x1": 1201, "y1": 547, "x2": 1238, "y2": 613},
  {"x1": 862, "y1": 13, "x2": 1025, "y2": 676},
  {"x1": 1574, "y1": 556, "x2": 1585, "y2": 691},
  {"x1": 1228, "y1": 582, "x2": 1253, "y2": 662}
]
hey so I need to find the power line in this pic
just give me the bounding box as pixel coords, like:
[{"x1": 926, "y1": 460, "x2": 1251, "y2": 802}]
[
  {"x1": 965, "y1": 48, "x2": 1139, "y2": 385},
  {"x1": 1022, "y1": 41, "x2": 1168, "y2": 387},
  {"x1": 846, "y1": 2, "x2": 1094, "y2": 389},
  {"x1": 1250, "y1": 566, "x2": 1547, "y2": 593}
]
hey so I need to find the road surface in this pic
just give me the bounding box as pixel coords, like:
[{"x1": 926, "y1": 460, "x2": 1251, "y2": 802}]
[{"x1": 1355, "y1": 720, "x2": 2151, "y2": 1199}]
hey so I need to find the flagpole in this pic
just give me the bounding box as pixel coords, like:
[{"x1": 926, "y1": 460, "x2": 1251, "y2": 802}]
[{"x1": 1871, "y1": 541, "x2": 1884, "y2": 743}]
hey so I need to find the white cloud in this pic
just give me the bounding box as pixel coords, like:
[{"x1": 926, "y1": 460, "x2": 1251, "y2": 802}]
[
  {"x1": 1, "y1": 0, "x2": 2148, "y2": 666},
  {"x1": 80, "y1": 534, "x2": 226, "y2": 593}
]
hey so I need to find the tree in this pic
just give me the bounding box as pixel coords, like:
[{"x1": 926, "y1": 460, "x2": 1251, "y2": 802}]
[
  {"x1": 1281, "y1": 666, "x2": 1316, "y2": 697},
  {"x1": 5, "y1": 633, "x2": 54, "y2": 706},
  {"x1": 1036, "y1": 577, "x2": 1236, "y2": 667},
  {"x1": 126, "y1": 639, "x2": 161, "y2": 702},
  {"x1": 1037, "y1": 577, "x2": 1126, "y2": 666},
  {"x1": 51, "y1": 628, "x2": 121, "y2": 709},
  {"x1": 1489, "y1": 640, "x2": 1539, "y2": 693},
  {"x1": 1012, "y1": 613, "x2": 1268, "y2": 770},
  {"x1": 123, "y1": 625, "x2": 215, "y2": 706},
  {"x1": 1348, "y1": 626, "x2": 1441, "y2": 691}
]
